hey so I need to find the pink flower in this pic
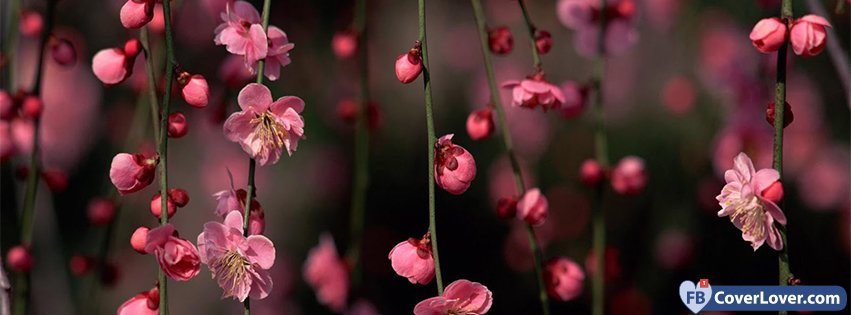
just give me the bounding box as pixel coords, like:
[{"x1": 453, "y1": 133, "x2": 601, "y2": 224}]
[
  {"x1": 109, "y1": 153, "x2": 157, "y2": 195},
  {"x1": 395, "y1": 48, "x2": 423, "y2": 84},
  {"x1": 212, "y1": 188, "x2": 266, "y2": 235},
  {"x1": 250, "y1": 26, "x2": 295, "y2": 81},
  {"x1": 716, "y1": 152, "x2": 787, "y2": 251},
  {"x1": 749, "y1": 17, "x2": 787, "y2": 53},
  {"x1": 789, "y1": 15, "x2": 831, "y2": 57},
  {"x1": 303, "y1": 233, "x2": 348, "y2": 312},
  {"x1": 145, "y1": 224, "x2": 201, "y2": 281},
  {"x1": 502, "y1": 76, "x2": 566, "y2": 111},
  {"x1": 120, "y1": 0, "x2": 155, "y2": 29},
  {"x1": 214, "y1": 1, "x2": 268, "y2": 67},
  {"x1": 179, "y1": 74, "x2": 210, "y2": 108},
  {"x1": 117, "y1": 287, "x2": 158, "y2": 315},
  {"x1": 466, "y1": 108, "x2": 494, "y2": 141},
  {"x1": 517, "y1": 188, "x2": 549, "y2": 226},
  {"x1": 544, "y1": 257, "x2": 585, "y2": 301},
  {"x1": 611, "y1": 156, "x2": 648, "y2": 196},
  {"x1": 197, "y1": 211, "x2": 276, "y2": 301},
  {"x1": 388, "y1": 233, "x2": 435, "y2": 285},
  {"x1": 413, "y1": 279, "x2": 493, "y2": 315},
  {"x1": 92, "y1": 39, "x2": 142, "y2": 85},
  {"x1": 434, "y1": 134, "x2": 476, "y2": 195},
  {"x1": 223, "y1": 83, "x2": 305, "y2": 166},
  {"x1": 167, "y1": 112, "x2": 188, "y2": 138},
  {"x1": 556, "y1": 0, "x2": 638, "y2": 56}
]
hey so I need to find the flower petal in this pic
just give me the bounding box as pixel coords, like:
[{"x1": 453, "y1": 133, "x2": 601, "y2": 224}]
[
  {"x1": 245, "y1": 235, "x2": 276, "y2": 269},
  {"x1": 237, "y1": 83, "x2": 273, "y2": 112}
]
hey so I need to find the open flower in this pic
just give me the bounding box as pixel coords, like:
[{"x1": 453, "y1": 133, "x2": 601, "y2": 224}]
[
  {"x1": 717, "y1": 152, "x2": 787, "y2": 251},
  {"x1": 145, "y1": 224, "x2": 201, "y2": 281},
  {"x1": 212, "y1": 188, "x2": 266, "y2": 235},
  {"x1": 502, "y1": 75, "x2": 566, "y2": 111},
  {"x1": 388, "y1": 232, "x2": 435, "y2": 285},
  {"x1": 250, "y1": 26, "x2": 295, "y2": 81},
  {"x1": 214, "y1": 1, "x2": 268, "y2": 67},
  {"x1": 434, "y1": 134, "x2": 476, "y2": 195},
  {"x1": 197, "y1": 211, "x2": 276, "y2": 301},
  {"x1": 413, "y1": 279, "x2": 493, "y2": 315},
  {"x1": 303, "y1": 233, "x2": 349, "y2": 313},
  {"x1": 223, "y1": 83, "x2": 305, "y2": 166}
]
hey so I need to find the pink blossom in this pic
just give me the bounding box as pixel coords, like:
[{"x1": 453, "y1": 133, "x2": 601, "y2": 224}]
[
  {"x1": 92, "y1": 39, "x2": 142, "y2": 85},
  {"x1": 167, "y1": 112, "x2": 188, "y2": 138},
  {"x1": 180, "y1": 74, "x2": 210, "y2": 108},
  {"x1": 716, "y1": 152, "x2": 787, "y2": 251},
  {"x1": 212, "y1": 188, "x2": 266, "y2": 235},
  {"x1": 544, "y1": 257, "x2": 585, "y2": 301},
  {"x1": 109, "y1": 153, "x2": 157, "y2": 195},
  {"x1": 749, "y1": 17, "x2": 787, "y2": 53},
  {"x1": 502, "y1": 76, "x2": 566, "y2": 111},
  {"x1": 303, "y1": 233, "x2": 348, "y2": 312},
  {"x1": 145, "y1": 224, "x2": 201, "y2": 281},
  {"x1": 611, "y1": 156, "x2": 648, "y2": 196},
  {"x1": 388, "y1": 233, "x2": 435, "y2": 285},
  {"x1": 198, "y1": 211, "x2": 276, "y2": 301},
  {"x1": 250, "y1": 26, "x2": 294, "y2": 81},
  {"x1": 517, "y1": 188, "x2": 549, "y2": 226},
  {"x1": 120, "y1": 0, "x2": 154, "y2": 29},
  {"x1": 434, "y1": 134, "x2": 476, "y2": 195},
  {"x1": 214, "y1": 1, "x2": 268, "y2": 67},
  {"x1": 131, "y1": 226, "x2": 149, "y2": 254},
  {"x1": 556, "y1": 0, "x2": 638, "y2": 56},
  {"x1": 117, "y1": 287, "x2": 158, "y2": 315},
  {"x1": 413, "y1": 279, "x2": 493, "y2": 315},
  {"x1": 223, "y1": 83, "x2": 305, "y2": 166},
  {"x1": 789, "y1": 15, "x2": 831, "y2": 57},
  {"x1": 466, "y1": 108, "x2": 494, "y2": 141},
  {"x1": 395, "y1": 49, "x2": 423, "y2": 84}
]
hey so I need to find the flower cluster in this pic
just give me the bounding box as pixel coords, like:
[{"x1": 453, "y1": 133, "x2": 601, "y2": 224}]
[
  {"x1": 750, "y1": 15, "x2": 832, "y2": 57},
  {"x1": 214, "y1": 1, "x2": 294, "y2": 80},
  {"x1": 556, "y1": 0, "x2": 638, "y2": 57}
]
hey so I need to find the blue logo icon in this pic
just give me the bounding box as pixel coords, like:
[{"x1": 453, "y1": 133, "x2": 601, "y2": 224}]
[{"x1": 680, "y1": 279, "x2": 712, "y2": 313}]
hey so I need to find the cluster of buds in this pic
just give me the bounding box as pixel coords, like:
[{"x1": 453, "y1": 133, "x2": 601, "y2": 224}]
[
  {"x1": 150, "y1": 188, "x2": 190, "y2": 219},
  {"x1": 749, "y1": 15, "x2": 832, "y2": 57},
  {"x1": 579, "y1": 156, "x2": 648, "y2": 197}
]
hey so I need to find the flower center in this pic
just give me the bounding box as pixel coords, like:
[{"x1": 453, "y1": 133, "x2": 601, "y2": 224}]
[
  {"x1": 213, "y1": 250, "x2": 251, "y2": 294},
  {"x1": 730, "y1": 195, "x2": 766, "y2": 240},
  {"x1": 251, "y1": 111, "x2": 287, "y2": 154}
]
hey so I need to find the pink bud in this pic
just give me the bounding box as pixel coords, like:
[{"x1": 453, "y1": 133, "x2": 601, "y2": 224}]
[
  {"x1": 580, "y1": 159, "x2": 604, "y2": 187},
  {"x1": 69, "y1": 255, "x2": 95, "y2": 276},
  {"x1": 517, "y1": 188, "x2": 548, "y2": 226},
  {"x1": 166, "y1": 112, "x2": 188, "y2": 138},
  {"x1": 0, "y1": 90, "x2": 14, "y2": 120},
  {"x1": 109, "y1": 153, "x2": 157, "y2": 194},
  {"x1": 41, "y1": 169, "x2": 69, "y2": 192},
  {"x1": 765, "y1": 101, "x2": 793, "y2": 128},
  {"x1": 611, "y1": 156, "x2": 647, "y2": 196},
  {"x1": 388, "y1": 234, "x2": 435, "y2": 285},
  {"x1": 434, "y1": 134, "x2": 476, "y2": 194},
  {"x1": 87, "y1": 198, "x2": 116, "y2": 226},
  {"x1": 488, "y1": 26, "x2": 513, "y2": 55},
  {"x1": 558, "y1": 81, "x2": 588, "y2": 119},
  {"x1": 332, "y1": 30, "x2": 357, "y2": 59},
  {"x1": 248, "y1": 208, "x2": 265, "y2": 235},
  {"x1": 92, "y1": 48, "x2": 131, "y2": 85},
  {"x1": 395, "y1": 47, "x2": 423, "y2": 84},
  {"x1": 749, "y1": 17, "x2": 787, "y2": 53},
  {"x1": 150, "y1": 193, "x2": 176, "y2": 219},
  {"x1": 790, "y1": 15, "x2": 831, "y2": 57},
  {"x1": 534, "y1": 30, "x2": 553, "y2": 54},
  {"x1": 120, "y1": 0, "x2": 154, "y2": 29},
  {"x1": 124, "y1": 39, "x2": 143, "y2": 58},
  {"x1": 21, "y1": 95, "x2": 42, "y2": 119},
  {"x1": 167, "y1": 188, "x2": 189, "y2": 207},
  {"x1": 6, "y1": 245, "x2": 33, "y2": 273},
  {"x1": 51, "y1": 38, "x2": 77, "y2": 66},
  {"x1": 466, "y1": 108, "x2": 494, "y2": 141},
  {"x1": 146, "y1": 287, "x2": 160, "y2": 310},
  {"x1": 130, "y1": 226, "x2": 150, "y2": 254},
  {"x1": 544, "y1": 257, "x2": 585, "y2": 301},
  {"x1": 761, "y1": 181, "x2": 784, "y2": 204},
  {"x1": 180, "y1": 75, "x2": 209, "y2": 108},
  {"x1": 496, "y1": 196, "x2": 518, "y2": 219},
  {"x1": 19, "y1": 10, "x2": 43, "y2": 38}
]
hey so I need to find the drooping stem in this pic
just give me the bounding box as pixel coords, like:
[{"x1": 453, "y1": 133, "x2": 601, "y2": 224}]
[
  {"x1": 242, "y1": 0, "x2": 272, "y2": 314},
  {"x1": 14, "y1": 1, "x2": 56, "y2": 314},
  {"x1": 591, "y1": 0, "x2": 609, "y2": 314},
  {"x1": 346, "y1": 0, "x2": 370, "y2": 290},
  {"x1": 775, "y1": 1, "x2": 793, "y2": 313},
  {"x1": 469, "y1": 1, "x2": 549, "y2": 314},
  {"x1": 417, "y1": 0, "x2": 444, "y2": 295},
  {"x1": 517, "y1": 0, "x2": 542, "y2": 71},
  {"x1": 156, "y1": 0, "x2": 178, "y2": 312}
]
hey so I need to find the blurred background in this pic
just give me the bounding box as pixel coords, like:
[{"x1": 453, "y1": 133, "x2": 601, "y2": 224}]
[{"x1": 0, "y1": 0, "x2": 849, "y2": 314}]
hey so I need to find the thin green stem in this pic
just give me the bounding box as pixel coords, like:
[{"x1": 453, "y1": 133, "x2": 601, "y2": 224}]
[
  {"x1": 591, "y1": 0, "x2": 609, "y2": 314},
  {"x1": 347, "y1": 0, "x2": 370, "y2": 290},
  {"x1": 775, "y1": 3, "x2": 793, "y2": 315},
  {"x1": 469, "y1": 1, "x2": 549, "y2": 314},
  {"x1": 517, "y1": 0, "x2": 542, "y2": 71},
  {"x1": 418, "y1": 0, "x2": 444, "y2": 295},
  {"x1": 156, "y1": 0, "x2": 178, "y2": 312},
  {"x1": 141, "y1": 27, "x2": 161, "y2": 139},
  {"x1": 15, "y1": 1, "x2": 56, "y2": 313},
  {"x1": 242, "y1": 1, "x2": 272, "y2": 314},
  {"x1": 2, "y1": 0, "x2": 21, "y2": 89}
]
